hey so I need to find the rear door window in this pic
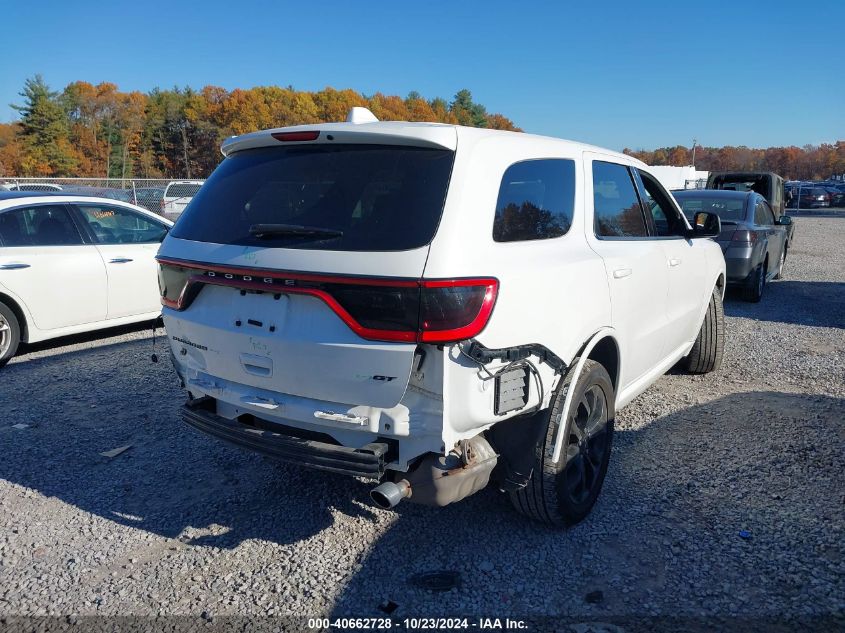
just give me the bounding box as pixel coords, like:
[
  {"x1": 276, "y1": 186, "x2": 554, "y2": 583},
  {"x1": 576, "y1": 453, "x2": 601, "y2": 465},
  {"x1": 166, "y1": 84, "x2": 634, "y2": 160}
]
[
  {"x1": 493, "y1": 159, "x2": 575, "y2": 242},
  {"x1": 170, "y1": 145, "x2": 455, "y2": 251},
  {"x1": 754, "y1": 201, "x2": 771, "y2": 226},
  {"x1": 760, "y1": 201, "x2": 776, "y2": 225},
  {"x1": 592, "y1": 161, "x2": 648, "y2": 238},
  {"x1": 0, "y1": 204, "x2": 82, "y2": 246}
]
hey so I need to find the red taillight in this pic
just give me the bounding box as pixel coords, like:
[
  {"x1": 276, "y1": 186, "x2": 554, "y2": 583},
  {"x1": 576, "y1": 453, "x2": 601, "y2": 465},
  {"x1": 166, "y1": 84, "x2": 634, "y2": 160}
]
[
  {"x1": 156, "y1": 259, "x2": 498, "y2": 344},
  {"x1": 418, "y1": 280, "x2": 498, "y2": 343},
  {"x1": 271, "y1": 131, "x2": 320, "y2": 142},
  {"x1": 731, "y1": 230, "x2": 758, "y2": 244}
]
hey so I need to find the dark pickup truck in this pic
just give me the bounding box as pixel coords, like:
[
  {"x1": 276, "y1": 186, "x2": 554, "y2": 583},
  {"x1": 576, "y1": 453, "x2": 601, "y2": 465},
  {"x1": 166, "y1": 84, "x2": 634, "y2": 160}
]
[{"x1": 706, "y1": 171, "x2": 795, "y2": 245}]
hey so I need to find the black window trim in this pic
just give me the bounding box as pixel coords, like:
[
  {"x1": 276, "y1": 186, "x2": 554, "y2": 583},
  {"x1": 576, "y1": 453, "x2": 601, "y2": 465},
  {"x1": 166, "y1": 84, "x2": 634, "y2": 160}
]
[
  {"x1": 634, "y1": 169, "x2": 693, "y2": 241},
  {"x1": 0, "y1": 202, "x2": 88, "y2": 247},
  {"x1": 592, "y1": 161, "x2": 652, "y2": 241},
  {"x1": 492, "y1": 157, "x2": 577, "y2": 244}
]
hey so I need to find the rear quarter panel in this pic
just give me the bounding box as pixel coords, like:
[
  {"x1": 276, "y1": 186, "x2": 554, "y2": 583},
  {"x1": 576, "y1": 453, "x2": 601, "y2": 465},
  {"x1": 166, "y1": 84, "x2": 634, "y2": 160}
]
[{"x1": 425, "y1": 134, "x2": 611, "y2": 367}]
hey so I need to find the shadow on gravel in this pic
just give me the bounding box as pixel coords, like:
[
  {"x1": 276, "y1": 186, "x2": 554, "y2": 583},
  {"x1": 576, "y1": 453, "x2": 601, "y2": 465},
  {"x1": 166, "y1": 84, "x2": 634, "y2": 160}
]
[
  {"x1": 1, "y1": 337, "x2": 376, "y2": 549},
  {"x1": 724, "y1": 281, "x2": 845, "y2": 329},
  {"x1": 326, "y1": 391, "x2": 844, "y2": 620},
  {"x1": 12, "y1": 320, "x2": 156, "y2": 361},
  {"x1": 3, "y1": 347, "x2": 844, "y2": 621}
]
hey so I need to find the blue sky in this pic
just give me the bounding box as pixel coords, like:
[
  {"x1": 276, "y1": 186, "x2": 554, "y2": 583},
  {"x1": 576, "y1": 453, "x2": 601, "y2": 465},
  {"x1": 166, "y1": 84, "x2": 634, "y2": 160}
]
[{"x1": 1, "y1": 0, "x2": 842, "y2": 151}]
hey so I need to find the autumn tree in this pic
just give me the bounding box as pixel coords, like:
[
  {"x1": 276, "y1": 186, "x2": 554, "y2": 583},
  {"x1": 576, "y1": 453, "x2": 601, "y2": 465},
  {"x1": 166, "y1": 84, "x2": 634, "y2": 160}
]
[
  {"x1": 12, "y1": 75, "x2": 78, "y2": 175},
  {"x1": 450, "y1": 89, "x2": 487, "y2": 127},
  {"x1": 10, "y1": 76, "x2": 839, "y2": 182}
]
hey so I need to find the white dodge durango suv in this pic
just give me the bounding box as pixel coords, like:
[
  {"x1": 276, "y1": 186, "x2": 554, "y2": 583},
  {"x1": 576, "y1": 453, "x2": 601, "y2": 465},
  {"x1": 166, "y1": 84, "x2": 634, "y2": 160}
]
[{"x1": 158, "y1": 108, "x2": 726, "y2": 526}]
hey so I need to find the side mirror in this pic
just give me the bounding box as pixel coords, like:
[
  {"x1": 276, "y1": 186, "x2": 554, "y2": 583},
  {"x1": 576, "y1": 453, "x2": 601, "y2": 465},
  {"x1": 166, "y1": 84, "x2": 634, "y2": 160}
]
[
  {"x1": 688, "y1": 211, "x2": 721, "y2": 238},
  {"x1": 776, "y1": 215, "x2": 792, "y2": 226}
]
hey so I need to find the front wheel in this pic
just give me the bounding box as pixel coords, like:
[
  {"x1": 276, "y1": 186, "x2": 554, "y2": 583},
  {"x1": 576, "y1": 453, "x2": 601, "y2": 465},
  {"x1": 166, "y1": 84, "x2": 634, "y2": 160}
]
[
  {"x1": 509, "y1": 359, "x2": 615, "y2": 527},
  {"x1": 0, "y1": 302, "x2": 21, "y2": 369},
  {"x1": 685, "y1": 287, "x2": 725, "y2": 374}
]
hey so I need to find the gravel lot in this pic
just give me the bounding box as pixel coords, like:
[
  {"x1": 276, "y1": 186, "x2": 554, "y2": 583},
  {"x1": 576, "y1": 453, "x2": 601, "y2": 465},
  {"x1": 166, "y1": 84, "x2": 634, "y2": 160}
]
[{"x1": 1, "y1": 216, "x2": 843, "y2": 631}]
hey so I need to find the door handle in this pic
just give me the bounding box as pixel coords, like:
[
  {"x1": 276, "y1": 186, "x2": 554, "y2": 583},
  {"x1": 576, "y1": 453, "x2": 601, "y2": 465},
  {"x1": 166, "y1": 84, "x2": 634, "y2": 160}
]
[
  {"x1": 613, "y1": 268, "x2": 632, "y2": 279},
  {"x1": 108, "y1": 258, "x2": 133, "y2": 264},
  {"x1": 668, "y1": 258, "x2": 682, "y2": 267},
  {"x1": 0, "y1": 263, "x2": 30, "y2": 270}
]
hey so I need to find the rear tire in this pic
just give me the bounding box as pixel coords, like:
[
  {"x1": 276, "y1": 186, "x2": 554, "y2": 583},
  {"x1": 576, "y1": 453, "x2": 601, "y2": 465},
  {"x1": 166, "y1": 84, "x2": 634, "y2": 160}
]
[
  {"x1": 685, "y1": 287, "x2": 724, "y2": 374},
  {"x1": 509, "y1": 359, "x2": 615, "y2": 527},
  {"x1": 774, "y1": 243, "x2": 787, "y2": 280},
  {"x1": 0, "y1": 302, "x2": 21, "y2": 369},
  {"x1": 744, "y1": 261, "x2": 766, "y2": 302}
]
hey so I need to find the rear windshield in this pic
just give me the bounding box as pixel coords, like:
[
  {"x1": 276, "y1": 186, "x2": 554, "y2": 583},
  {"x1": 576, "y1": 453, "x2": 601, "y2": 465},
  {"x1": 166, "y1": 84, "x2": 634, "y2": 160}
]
[
  {"x1": 170, "y1": 145, "x2": 455, "y2": 251},
  {"x1": 676, "y1": 196, "x2": 747, "y2": 222},
  {"x1": 166, "y1": 183, "x2": 202, "y2": 198},
  {"x1": 710, "y1": 174, "x2": 770, "y2": 196}
]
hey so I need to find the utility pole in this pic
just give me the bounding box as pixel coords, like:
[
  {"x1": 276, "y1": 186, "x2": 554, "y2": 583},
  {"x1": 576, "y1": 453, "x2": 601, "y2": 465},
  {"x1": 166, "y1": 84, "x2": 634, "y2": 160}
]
[
  {"x1": 691, "y1": 138, "x2": 697, "y2": 168},
  {"x1": 181, "y1": 121, "x2": 191, "y2": 179}
]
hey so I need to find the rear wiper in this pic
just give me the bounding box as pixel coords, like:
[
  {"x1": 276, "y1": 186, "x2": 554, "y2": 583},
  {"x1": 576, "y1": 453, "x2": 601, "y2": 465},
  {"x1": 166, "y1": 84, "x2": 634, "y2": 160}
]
[{"x1": 248, "y1": 223, "x2": 343, "y2": 239}]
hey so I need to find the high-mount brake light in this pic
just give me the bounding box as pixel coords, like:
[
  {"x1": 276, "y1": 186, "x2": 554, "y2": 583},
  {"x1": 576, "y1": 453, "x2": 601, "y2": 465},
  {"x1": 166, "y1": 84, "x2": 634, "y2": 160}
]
[
  {"x1": 156, "y1": 259, "x2": 498, "y2": 344},
  {"x1": 271, "y1": 131, "x2": 320, "y2": 142}
]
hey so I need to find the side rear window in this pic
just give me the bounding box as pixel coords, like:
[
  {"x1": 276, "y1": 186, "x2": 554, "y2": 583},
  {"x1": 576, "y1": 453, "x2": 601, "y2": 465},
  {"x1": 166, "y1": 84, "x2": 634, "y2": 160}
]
[
  {"x1": 592, "y1": 161, "x2": 648, "y2": 238},
  {"x1": 492, "y1": 159, "x2": 575, "y2": 242},
  {"x1": 754, "y1": 202, "x2": 766, "y2": 225},
  {"x1": 0, "y1": 204, "x2": 82, "y2": 247}
]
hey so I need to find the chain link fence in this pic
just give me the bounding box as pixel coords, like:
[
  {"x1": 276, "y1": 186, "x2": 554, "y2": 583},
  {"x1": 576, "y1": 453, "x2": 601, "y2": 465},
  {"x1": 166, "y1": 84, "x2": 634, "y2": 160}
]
[{"x1": 0, "y1": 177, "x2": 205, "y2": 220}]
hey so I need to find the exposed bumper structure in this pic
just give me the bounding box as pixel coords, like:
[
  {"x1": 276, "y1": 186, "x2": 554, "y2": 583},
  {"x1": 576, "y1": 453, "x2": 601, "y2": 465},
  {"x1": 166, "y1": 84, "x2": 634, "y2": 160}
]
[{"x1": 182, "y1": 398, "x2": 388, "y2": 480}]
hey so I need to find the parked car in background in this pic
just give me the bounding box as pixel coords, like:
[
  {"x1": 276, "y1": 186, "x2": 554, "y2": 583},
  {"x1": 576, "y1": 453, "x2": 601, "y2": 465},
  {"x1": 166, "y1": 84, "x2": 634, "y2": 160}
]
[
  {"x1": 0, "y1": 192, "x2": 172, "y2": 366},
  {"x1": 159, "y1": 109, "x2": 726, "y2": 526},
  {"x1": 60, "y1": 185, "x2": 134, "y2": 203},
  {"x1": 706, "y1": 171, "x2": 794, "y2": 246},
  {"x1": 132, "y1": 187, "x2": 166, "y2": 215},
  {"x1": 786, "y1": 185, "x2": 830, "y2": 209},
  {"x1": 673, "y1": 189, "x2": 790, "y2": 302},
  {"x1": 821, "y1": 185, "x2": 845, "y2": 207},
  {"x1": 706, "y1": 171, "x2": 786, "y2": 217},
  {"x1": 161, "y1": 181, "x2": 204, "y2": 220},
  {"x1": 1, "y1": 182, "x2": 63, "y2": 192}
]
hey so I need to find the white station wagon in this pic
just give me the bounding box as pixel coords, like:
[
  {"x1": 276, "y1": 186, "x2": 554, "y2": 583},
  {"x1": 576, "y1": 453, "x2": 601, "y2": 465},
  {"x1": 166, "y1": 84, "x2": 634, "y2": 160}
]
[
  {"x1": 0, "y1": 193, "x2": 171, "y2": 366},
  {"x1": 158, "y1": 108, "x2": 726, "y2": 526}
]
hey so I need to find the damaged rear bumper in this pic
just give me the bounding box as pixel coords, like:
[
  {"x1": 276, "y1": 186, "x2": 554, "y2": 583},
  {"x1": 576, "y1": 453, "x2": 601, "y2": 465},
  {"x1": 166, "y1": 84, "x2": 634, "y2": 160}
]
[{"x1": 182, "y1": 397, "x2": 388, "y2": 480}]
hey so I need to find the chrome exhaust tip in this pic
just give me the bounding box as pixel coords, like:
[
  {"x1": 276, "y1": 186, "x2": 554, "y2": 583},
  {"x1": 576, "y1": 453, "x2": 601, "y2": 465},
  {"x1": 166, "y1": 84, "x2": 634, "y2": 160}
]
[{"x1": 370, "y1": 480, "x2": 411, "y2": 509}]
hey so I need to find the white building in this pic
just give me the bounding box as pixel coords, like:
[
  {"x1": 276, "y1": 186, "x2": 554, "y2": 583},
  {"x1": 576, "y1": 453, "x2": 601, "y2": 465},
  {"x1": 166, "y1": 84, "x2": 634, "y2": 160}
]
[{"x1": 647, "y1": 165, "x2": 710, "y2": 191}]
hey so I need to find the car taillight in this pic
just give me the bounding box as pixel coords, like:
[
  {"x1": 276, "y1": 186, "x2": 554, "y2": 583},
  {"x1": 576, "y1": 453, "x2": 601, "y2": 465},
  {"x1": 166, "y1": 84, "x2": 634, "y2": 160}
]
[
  {"x1": 156, "y1": 259, "x2": 498, "y2": 344},
  {"x1": 417, "y1": 280, "x2": 497, "y2": 343},
  {"x1": 731, "y1": 230, "x2": 758, "y2": 244}
]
